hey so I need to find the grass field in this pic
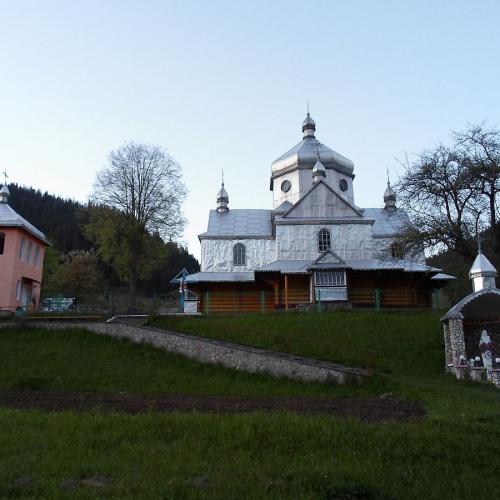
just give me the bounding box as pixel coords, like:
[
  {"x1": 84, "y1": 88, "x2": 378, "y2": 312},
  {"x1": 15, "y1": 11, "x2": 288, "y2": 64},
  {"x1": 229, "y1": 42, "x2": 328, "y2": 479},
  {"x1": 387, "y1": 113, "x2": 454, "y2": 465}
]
[{"x1": 1, "y1": 312, "x2": 500, "y2": 499}]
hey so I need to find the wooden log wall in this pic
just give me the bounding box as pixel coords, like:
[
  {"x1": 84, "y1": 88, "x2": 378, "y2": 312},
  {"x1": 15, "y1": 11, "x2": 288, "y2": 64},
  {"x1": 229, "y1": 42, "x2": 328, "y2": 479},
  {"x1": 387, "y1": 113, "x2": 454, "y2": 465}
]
[{"x1": 191, "y1": 283, "x2": 274, "y2": 314}]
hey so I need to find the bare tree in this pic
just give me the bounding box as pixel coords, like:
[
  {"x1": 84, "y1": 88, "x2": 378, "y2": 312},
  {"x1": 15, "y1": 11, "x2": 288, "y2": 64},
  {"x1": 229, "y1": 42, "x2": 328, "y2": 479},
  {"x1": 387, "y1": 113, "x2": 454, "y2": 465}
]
[
  {"x1": 89, "y1": 142, "x2": 186, "y2": 307},
  {"x1": 454, "y1": 123, "x2": 500, "y2": 251},
  {"x1": 396, "y1": 145, "x2": 483, "y2": 260}
]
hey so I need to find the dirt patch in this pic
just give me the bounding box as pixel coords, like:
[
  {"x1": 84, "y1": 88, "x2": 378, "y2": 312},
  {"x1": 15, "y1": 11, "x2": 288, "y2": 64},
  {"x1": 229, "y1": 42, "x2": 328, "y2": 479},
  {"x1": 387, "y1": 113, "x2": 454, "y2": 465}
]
[{"x1": 0, "y1": 390, "x2": 425, "y2": 423}]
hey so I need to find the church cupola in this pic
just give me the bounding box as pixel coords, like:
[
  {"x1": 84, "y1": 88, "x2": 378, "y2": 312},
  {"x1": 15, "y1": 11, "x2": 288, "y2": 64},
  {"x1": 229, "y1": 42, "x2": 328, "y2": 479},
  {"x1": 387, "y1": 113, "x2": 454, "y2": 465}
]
[
  {"x1": 384, "y1": 179, "x2": 396, "y2": 211},
  {"x1": 469, "y1": 250, "x2": 497, "y2": 292},
  {"x1": 0, "y1": 184, "x2": 10, "y2": 204},
  {"x1": 216, "y1": 173, "x2": 229, "y2": 213},
  {"x1": 312, "y1": 155, "x2": 326, "y2": 183},
  {"x1": 302, "y1": 112, "x2": 316, "y2": 138}
]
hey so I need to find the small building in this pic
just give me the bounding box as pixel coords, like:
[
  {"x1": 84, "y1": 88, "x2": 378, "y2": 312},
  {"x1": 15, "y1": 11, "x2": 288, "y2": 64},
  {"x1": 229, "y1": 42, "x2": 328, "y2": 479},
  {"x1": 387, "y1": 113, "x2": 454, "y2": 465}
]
[
  {"x1": 175, "y1": 113, "x2": 451, "y2": 313},
  {"x1": 0, "y1": 184, "x2": 49, "y2": 314},
  {"x1": 441, "y1": 251, "x2": 500, "y2": 388}
]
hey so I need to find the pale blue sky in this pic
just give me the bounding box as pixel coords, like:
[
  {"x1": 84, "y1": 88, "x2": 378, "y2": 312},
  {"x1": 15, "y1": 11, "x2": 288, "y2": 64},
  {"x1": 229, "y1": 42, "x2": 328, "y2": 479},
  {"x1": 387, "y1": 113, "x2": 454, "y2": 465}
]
[{"x1": 1, "y1": 1, "x2": 499, "y2": 259}]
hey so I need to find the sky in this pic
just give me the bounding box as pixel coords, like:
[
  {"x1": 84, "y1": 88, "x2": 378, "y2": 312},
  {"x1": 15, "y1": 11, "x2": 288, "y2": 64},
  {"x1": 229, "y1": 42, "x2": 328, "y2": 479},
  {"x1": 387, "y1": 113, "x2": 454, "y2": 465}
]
[{"x1": 1, "y1": 0, "x2": 499, "y2": 260}]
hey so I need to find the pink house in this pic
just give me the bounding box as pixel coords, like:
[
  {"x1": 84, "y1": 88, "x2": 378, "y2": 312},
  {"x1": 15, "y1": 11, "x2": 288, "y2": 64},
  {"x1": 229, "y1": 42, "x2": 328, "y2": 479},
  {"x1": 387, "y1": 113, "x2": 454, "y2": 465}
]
[{"x1": 0, "y1": 184, "x2": 49, "y2": 313}]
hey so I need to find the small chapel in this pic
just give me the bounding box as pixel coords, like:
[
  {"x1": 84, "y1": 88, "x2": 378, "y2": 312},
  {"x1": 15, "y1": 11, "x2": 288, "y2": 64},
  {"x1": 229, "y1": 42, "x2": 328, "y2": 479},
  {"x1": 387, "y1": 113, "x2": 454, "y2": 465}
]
[{"x1": 178, "y1": 113, "x2": 450, "y2": 313}]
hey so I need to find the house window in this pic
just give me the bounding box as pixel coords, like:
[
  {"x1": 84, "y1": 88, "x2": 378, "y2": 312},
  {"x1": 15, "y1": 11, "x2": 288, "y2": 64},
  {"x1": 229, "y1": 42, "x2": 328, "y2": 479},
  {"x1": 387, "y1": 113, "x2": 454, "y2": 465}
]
[
  {"x1": 186, "y1": 290, "x2": 198, "y2": 301},
  {"x1": 16, "y1": 280, "x2": 21, "y2": 300},
  {"x1": 318, "y1": 229, "x2": 331, "y2": 253},
  {"x1": 0, "y1": 232, "x2": 5, "y2": 254},
  {"x1": 315, "y1": 271, "x2": 346, "y2": 287},
  {"x1": 27, "y1": 241, "x2": 33, "y2": 263},
  {"x1": 19, "y1": 238, "x2": 25, "y2": 260},
  {"x1": 233, "y1": 243, "x2": 246, "y2": 266},
  {"x1": 34, "y1": 246, "x2": 41, "y2": 267}
]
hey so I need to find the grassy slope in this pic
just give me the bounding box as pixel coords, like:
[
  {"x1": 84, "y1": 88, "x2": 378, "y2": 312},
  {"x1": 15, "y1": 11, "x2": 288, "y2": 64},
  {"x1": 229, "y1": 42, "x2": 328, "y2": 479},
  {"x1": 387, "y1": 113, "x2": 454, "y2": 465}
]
[
  {"x1": 0, "y1": 314, "x2": 499, "y2": 498},
  {"x1": 0, "y1": 327, "x2": 349, "y2": 397}
]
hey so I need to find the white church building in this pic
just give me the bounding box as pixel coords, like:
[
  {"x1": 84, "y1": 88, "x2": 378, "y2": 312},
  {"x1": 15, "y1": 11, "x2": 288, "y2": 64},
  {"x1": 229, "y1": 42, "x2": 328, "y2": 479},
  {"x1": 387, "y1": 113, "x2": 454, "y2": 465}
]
[{"x1": 180, "y1": 113, "x2": 449, "y2": 313}]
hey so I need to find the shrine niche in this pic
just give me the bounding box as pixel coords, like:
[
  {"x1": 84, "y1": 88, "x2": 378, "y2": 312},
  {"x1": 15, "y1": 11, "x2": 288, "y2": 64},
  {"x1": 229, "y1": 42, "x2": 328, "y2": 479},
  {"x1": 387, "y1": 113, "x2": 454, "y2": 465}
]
[{"x1": 441, "y1": 251, "x2": 500, "y2": 388}]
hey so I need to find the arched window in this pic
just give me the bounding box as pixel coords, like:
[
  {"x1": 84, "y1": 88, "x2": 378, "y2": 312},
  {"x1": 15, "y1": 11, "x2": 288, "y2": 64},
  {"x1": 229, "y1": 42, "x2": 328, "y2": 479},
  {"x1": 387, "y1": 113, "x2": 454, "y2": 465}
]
[
  {"x1": 318, "y1": 229, "x2": 331, "y2": 253},
  {"x1": 233, "y1": 243, "x2": 246, "y2": 266},
  {"x1": 0, "y1": 232, "x2": 5, "y2": 255}
]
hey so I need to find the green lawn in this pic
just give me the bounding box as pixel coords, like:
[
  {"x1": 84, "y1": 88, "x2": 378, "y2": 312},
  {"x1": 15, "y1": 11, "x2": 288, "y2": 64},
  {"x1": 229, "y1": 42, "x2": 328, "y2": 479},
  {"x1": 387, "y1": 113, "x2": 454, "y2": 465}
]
[
  {"x1": 0, "y1": 313, "x2": 499, "y2": 499},
  {"x1": 0, "y1": 327, "x2": 349, "y2": 397}
]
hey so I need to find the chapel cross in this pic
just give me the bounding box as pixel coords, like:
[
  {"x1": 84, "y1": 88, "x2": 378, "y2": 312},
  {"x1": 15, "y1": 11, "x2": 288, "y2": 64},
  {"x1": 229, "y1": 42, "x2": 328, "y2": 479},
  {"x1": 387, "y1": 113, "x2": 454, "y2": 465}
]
[{"x1": 1, "y1": 169, "x2": 7, "y2": 186}]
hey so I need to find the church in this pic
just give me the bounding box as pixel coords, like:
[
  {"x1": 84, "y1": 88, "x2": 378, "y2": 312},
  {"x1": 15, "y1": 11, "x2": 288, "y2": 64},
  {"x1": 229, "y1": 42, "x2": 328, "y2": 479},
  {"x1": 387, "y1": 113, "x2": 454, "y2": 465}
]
[{"x1": 178, "y1": 113, "x2": 450, "y2": 313}]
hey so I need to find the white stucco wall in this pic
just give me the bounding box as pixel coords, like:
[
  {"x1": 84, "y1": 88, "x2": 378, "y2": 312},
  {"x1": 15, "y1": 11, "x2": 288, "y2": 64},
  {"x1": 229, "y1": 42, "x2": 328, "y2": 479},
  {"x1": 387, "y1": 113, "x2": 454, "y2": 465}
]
[
  {"x1": 201, "y1": 238, "x2": 277, "y2": 271},
  {"x1": 276, "y1": 224, "x2": 373, "y2": 261},
  {"x1": 273, "y1": 170, "x2": 301, "y2": 208},
  {"x1": 273, "y1": 169, "x2": 355, "y2": 208}
]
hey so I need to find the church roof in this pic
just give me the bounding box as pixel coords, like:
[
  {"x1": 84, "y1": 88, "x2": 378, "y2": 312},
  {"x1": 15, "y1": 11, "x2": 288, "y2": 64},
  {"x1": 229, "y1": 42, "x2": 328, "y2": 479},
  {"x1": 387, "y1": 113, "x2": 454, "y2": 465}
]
[
  {"x1": 0, "y1": 193, "x2": 49, "y2": 244},
  {"x1": 271, "y1": 138, "x2": 354, "y2": 179},
  {"x1": 183, "y1": 272, "x2": 255, "y2": 283},
  {"x1": 255, "y1": 258, "x2": 439, "y2": 274},
  {"x1": 199, "y1": 209, "x2": 273, "y2": 239},
  {"x1": 362, "y1": 208, "x2": 409, "y2": 237}
]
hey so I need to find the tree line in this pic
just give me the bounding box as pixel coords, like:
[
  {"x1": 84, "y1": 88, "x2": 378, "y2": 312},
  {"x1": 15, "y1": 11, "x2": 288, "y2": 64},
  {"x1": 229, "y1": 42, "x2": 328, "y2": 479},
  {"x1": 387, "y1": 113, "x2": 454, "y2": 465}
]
[{"x1": 8, "y1": 143, "x2": 199, "y2": 307}]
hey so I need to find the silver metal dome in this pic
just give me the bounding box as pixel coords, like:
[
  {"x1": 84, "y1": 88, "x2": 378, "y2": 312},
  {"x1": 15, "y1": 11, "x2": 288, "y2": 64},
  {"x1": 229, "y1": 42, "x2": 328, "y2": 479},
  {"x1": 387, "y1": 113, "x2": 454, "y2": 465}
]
[
  {"x1": 470, "y1": 252, "x2": 497, "y2": 277},
  {"x1": 312, "y1": 157, "x2": 326, "y2": 181},
  {"x1": 216, "y1": 179, "x2": 229, "y2": 213},
  {"x1": 271, "y1": 114, "x2": 354, "y2": 180},
  {"x1": 0, "y1": 184, "x2": 10, "y2": 204}
]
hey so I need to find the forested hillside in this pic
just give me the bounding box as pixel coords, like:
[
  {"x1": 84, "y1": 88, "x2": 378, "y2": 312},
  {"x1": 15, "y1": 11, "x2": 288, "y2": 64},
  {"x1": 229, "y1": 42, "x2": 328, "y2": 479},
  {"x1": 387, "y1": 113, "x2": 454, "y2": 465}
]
[{"x1": 7, "y1": 184, "x2": 199, "y2": 297}]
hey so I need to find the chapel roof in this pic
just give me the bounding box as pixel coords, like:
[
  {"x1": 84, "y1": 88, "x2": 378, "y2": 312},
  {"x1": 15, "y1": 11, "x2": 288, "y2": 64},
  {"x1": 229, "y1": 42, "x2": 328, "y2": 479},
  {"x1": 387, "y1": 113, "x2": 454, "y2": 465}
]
[{"x1": 0, "y1": 186, "x2": 49, "y2": 244}]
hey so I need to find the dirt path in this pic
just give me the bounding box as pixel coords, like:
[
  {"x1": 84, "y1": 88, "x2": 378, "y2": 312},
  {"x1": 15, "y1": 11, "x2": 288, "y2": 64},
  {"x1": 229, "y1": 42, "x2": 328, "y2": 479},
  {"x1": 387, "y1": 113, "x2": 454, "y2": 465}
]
[{"x1": 0, "y1": 390, "x2": 425, "y2": 422}]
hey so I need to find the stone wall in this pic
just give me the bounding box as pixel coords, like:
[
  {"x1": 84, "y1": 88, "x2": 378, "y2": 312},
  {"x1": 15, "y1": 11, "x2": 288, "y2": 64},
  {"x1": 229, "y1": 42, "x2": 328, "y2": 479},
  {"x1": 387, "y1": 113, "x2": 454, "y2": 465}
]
[{"x1": 25, "y1": 321, "x2": 367, "y2": 384}]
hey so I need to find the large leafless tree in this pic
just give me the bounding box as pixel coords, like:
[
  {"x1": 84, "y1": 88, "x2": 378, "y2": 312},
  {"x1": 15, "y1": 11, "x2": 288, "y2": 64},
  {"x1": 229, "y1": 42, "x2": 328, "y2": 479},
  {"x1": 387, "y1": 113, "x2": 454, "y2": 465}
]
[
  {"x1": 396, "y1": 145, "x2": 482, "y2": 260},
  {"x1": 89, "y1": 142, "x2": 186, "y2": 307}
]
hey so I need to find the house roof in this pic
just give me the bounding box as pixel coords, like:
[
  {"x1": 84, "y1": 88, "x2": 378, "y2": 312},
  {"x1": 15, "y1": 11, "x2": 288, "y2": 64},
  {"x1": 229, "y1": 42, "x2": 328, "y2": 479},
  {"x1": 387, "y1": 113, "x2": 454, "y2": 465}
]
[
  {"x1": 0, "y1": 197, "x2": 49, "y2": 244},
  {"x1": 199, "y1": 209, "x2": 273, "y2": 239}
]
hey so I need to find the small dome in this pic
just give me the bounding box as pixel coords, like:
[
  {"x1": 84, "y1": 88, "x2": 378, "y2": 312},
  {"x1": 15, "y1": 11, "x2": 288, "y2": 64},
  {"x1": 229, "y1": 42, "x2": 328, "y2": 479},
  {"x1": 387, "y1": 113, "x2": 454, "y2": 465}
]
[
  {"x1": 312, "y1": 157, "x2": 326, "y2": 180},
  {"x1": 0, "y1": 184, "x2": 10, "y2": 203},
  {"x1": 302, "y1": 112, "x2": 316, "y2": 130},
  {"x1": 217, "y1": 184, "x2": 228, "y2": 202},
  {"x1": 470, "y1": 252, "x2": 497, "y2": 277},
  {"x1": 384, "y1": 181, "x2": 396, "y2": 202},
  {"x1": 384, "y1": 181, "x2": 396, "y2": 211}
]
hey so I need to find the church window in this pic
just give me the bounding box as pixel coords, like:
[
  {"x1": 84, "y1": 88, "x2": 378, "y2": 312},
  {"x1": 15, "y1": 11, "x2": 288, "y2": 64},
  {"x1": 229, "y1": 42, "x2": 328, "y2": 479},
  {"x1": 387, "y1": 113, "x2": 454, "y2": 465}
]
[
  {"x1": 185, "y1": 290, "x2": 198, "y2": 301},
  {"x1": 390, "y1": 242, "x2": 405, "y2": 259},
  {"x1": 281, "y1": 180, "x2": 291, "y2": 193},
  {"x1": 318, "y1": 229, "x2": 331, "y2": 253},
  {"x1": 315, "y1": 271, "x2": 346, "y2": 287},
  {"x1": 339, "y1": 179, "x2": 348, "y2": 192},
  {"x1": 0, "y1": 232, "x2": 5, "y2": 254},
  {"x1": 233, "y1": 243, "x2": 246, "y2": 266}
]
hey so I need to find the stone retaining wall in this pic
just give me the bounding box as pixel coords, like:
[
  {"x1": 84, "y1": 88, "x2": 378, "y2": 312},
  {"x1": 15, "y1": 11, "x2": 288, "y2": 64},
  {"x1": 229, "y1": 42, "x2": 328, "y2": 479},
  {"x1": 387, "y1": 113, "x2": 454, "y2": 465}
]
[{"x1": 11, "y1": 321, "x2": 367, "y2": 384}]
